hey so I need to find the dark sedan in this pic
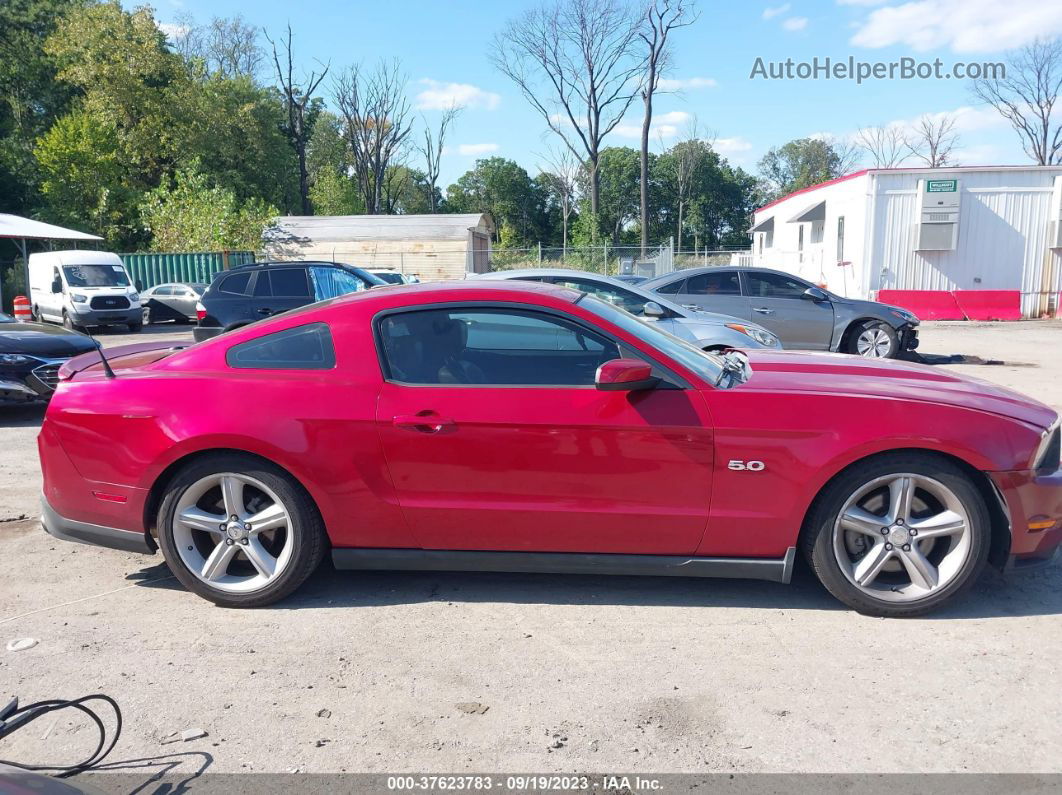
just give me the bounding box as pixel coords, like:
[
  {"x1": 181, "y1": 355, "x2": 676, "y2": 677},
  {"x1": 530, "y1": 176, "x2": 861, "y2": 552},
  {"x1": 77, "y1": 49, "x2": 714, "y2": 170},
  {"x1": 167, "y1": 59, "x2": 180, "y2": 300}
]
[
  {"x1": 0, "y1": 312, "x2": 97, "y2": 402},
  {"x1": 641, "y1": 266, "x2": 920, "y2": 359},
  {"x1": 142, "y1": 282, "x2": 207, "y2": 325}
]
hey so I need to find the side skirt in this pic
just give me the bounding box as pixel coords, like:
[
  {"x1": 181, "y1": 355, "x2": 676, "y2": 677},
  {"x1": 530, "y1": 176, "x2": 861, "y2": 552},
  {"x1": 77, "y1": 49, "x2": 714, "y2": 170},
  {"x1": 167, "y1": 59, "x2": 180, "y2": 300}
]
[{"x1": 332, "y1": 546, "x2": 797, "y2": 584}]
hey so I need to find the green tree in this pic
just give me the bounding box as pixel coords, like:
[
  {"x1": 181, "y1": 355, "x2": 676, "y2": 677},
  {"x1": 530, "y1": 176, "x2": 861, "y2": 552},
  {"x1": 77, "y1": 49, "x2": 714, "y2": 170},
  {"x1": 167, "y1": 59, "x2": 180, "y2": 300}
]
[
  {"x1": 309, "y1": 167, "x2": 363, "y2": 215},
  {"x1": 757, "y1": 137, "x2": 857, "y2": 200},
  {"x1": 593, "y1": 146, "x2": 642, "y2": 247},
  {"x1": 444, "y1": 157, "x2": 547, "y2": 245},
  {"x1": 140, "y1": 164, "x2": 277, "y2": 252}
]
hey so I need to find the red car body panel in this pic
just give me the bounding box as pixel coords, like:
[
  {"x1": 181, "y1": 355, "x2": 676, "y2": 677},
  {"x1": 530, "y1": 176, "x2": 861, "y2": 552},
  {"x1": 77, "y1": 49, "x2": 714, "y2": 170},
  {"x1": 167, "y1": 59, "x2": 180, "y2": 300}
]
[{"x1": 37, "y1": 281, "x2": 1062, "y2": 569}]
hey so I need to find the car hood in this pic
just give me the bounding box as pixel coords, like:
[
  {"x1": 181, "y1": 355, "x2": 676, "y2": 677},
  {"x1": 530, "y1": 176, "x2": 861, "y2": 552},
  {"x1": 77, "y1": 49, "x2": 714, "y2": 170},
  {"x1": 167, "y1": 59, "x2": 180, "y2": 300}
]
[
  {"x1": 833, "y1": 296, "x2": 920, "y2": 325},
  {"x1": 0, "y1": 323, "x2": 97, "y2": 357},
  {"x1": 739, "y1": 350, "x2": 1057, "y2": 429}
]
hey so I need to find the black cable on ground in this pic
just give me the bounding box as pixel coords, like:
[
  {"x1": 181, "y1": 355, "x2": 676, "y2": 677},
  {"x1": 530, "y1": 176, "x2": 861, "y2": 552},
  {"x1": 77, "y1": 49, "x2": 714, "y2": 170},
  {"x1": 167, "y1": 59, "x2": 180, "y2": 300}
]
[{"x1": 0, "y1": 693, "x2": 122, "y2": 777}]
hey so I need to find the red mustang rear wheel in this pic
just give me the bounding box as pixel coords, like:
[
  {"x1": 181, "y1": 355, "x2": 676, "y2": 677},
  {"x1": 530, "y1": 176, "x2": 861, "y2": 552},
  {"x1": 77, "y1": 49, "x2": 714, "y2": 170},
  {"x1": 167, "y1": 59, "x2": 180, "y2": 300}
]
[{"x1": 157, "y1": 453, "x2": 327, "y2": 608}]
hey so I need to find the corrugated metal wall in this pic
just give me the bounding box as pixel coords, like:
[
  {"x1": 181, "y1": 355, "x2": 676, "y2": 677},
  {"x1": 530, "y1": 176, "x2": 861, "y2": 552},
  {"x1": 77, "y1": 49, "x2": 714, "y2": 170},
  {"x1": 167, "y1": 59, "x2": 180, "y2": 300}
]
[
  {"x1": 871, "y1": 170, "x2": 1062, "y2": 317},
  {"x1": 120, "y1": 251, "x2": 256, "y2": 290}
]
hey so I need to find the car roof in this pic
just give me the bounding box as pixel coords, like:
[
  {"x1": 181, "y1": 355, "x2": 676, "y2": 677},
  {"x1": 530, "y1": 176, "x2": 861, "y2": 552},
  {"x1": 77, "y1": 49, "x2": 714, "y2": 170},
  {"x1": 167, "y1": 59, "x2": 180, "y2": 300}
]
[
  {"x1": 231, "y1": 260, "x2": 349, "y2": 270},
  {"x1": 643, "y1": 265, "x2": 813, "y2": 288},
  {"x1": 473, "y1": 268, "x2": 618, "y2": 281}
]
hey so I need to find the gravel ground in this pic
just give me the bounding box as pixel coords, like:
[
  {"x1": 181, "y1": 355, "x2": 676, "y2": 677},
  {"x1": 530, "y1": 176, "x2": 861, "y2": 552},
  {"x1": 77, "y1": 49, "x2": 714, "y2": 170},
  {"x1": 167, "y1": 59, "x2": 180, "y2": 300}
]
[{"x1": 0, "y1": 320, "x2": 1060, "y2": 783}]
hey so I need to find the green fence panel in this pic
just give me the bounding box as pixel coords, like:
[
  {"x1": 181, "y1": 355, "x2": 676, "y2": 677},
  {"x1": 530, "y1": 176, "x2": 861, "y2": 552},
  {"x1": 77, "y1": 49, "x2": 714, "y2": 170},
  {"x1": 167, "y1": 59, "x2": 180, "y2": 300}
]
[{"x1": 119, "y1": 251, "x2": 255, "y2": 290}]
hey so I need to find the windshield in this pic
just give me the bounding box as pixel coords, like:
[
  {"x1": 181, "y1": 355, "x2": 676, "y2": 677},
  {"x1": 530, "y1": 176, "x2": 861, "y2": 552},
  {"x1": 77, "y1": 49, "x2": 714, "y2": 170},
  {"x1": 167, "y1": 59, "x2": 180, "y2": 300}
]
[
  {"x1": 63, "y1": 264, "x2": 130, "y2": 288},
  {"x1": 372, "y1": 272, "x2": 406, "y2": 284},
  {"x1": 578, "y1": 294, "x2": 726, "y2": 385},
  {"x1": 0, "y1": 312, "x2": 13, "y2": 324}
]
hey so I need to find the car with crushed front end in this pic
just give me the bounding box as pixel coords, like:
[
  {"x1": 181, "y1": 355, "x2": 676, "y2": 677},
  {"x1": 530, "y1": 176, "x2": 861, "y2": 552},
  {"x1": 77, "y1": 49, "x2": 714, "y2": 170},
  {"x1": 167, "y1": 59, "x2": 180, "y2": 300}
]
[
  {"x1": 0, "y1": 312, "x2": 97, "y2": 402},
  {"x1": 39, "y1": 281, "x2": 1061, "y2": 616},
  {"x1": 472, "y1": 268, "x2": 782, "y2": 352},
  {"x1": 641, "y1": 266, "x2": 920, "y2": 359}
]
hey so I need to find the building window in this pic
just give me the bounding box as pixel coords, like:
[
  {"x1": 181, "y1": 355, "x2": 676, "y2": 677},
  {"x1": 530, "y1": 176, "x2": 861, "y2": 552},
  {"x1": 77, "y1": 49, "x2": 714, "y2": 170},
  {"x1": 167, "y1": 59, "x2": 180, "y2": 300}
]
[
  {"x1": 764, "y1": 230, "x2": 774, "y2": 249},
  {"x1": 810, "y1": 219, "x2": 824, "y2": 245},
  {"x1": 836, "y1": 216, "x2": 846, "y2": 262},
  {"x1": 798, "y1": 225, "x2": 805, "y2": 263}
]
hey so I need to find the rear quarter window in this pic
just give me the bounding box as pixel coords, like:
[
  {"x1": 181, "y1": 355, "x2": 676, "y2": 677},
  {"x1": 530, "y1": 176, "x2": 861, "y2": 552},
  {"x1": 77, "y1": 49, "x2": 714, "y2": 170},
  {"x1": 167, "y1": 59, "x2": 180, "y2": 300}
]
[
  {"x1": 219, "y1": 272, "x2": 252, "y2": 295},
  {"x1": 226, "y1": 323, "x2": 336, "y2": 370}
]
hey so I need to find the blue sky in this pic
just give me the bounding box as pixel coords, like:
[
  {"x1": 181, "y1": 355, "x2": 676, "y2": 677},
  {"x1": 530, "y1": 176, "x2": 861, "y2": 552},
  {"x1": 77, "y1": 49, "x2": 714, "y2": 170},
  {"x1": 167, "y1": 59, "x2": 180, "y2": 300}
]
[{"x1": 147, "y1": 0, "x2": 1062, "y2": 186}]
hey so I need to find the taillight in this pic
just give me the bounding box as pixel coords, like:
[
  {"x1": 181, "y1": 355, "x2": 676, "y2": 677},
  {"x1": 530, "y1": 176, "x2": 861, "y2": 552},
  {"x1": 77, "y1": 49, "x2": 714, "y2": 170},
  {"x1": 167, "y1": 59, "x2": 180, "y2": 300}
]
[{"x1": 195, "y1": 301, "x2": 206, "y2": 322}]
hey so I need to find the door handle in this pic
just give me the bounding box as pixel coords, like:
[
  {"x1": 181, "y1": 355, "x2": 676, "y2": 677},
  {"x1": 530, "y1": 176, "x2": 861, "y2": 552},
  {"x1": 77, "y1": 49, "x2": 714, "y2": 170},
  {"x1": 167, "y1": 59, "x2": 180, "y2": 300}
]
[
  {"x1": 256, "y1": 308, "x2": 273, "y2": 315},
  {"x1": 752, "y1": 307, "x2": 774, "y2": 315},
  {"x1": 393, "y1": 413, "x2": 456, "y2": 433}
]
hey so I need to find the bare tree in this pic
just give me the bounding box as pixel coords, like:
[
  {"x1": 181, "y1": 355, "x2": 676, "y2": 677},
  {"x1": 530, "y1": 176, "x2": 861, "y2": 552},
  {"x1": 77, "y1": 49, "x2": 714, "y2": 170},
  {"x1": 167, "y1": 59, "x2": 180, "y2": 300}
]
[
  {"x1": 637, "y1": 0, "x2": 696, "y2": 254},
  {"x1": 973, "y1": 39, "x2": 1062, "y2": 165},
  {"x1": 266, "y1": 25, "x2": 329, "y2": 215},
  {"x1": 333, "y1": 60, "x2": 415, "y2": 215},
  {"x1": 539, "y1": 145, "x2": 584, "y2": 253},
  {"x1": 904, "y1": 114, "x2": 960, "y2": 167},
  {"x1": 855, "y1": 124, "x2": 907, "y2": 168},
  {"x1": 417, "y1": 104, "x2": 462, "y2": 213},
  {"x1": 491, "y1": 0, "x2": 644, "y2": 237}
]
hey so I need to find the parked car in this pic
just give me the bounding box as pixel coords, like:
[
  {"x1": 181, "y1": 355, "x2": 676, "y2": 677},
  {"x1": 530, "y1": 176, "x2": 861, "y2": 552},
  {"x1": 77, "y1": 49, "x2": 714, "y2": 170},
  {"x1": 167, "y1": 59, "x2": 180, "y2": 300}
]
[
  {"x1": 473, "y1": 268, "x2": 781, "y2": 351},
  {"x1": 40, "y1": 281, "x2": 1060, "y2": 616},
  {"x1": 141, "y1": 282, "x2": 207, "y2": 325},
  {"x1": 29, "y1": 250, "x2": 142, "y2": 332},
  {"x1": 367, "y1": 268, "x2": 420, "y2": 285},
  {"x1": 0, "y1": 311, "x2": 97, "y2": 402},
  {"x1": 193, "y1": 261, "x2": 386, "y2": 342},
  {"x1": 641, "y1": 266, "x2": 919, "y2": 359}
]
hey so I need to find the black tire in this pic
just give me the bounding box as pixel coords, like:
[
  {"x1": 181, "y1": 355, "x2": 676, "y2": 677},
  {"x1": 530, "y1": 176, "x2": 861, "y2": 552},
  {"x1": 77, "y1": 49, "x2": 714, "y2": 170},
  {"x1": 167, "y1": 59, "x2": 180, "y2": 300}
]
[
  {"x1": 127, "y1": 322, "x2": 143, "y2": 332},
  {"x1": 31, "y1": 305, "x2": 41, "y2": 322},
  {"x1": 802, "y1": 453, "x2": 990, "y2": 617},
  {"x1": 847, "y1": 320, "x2": 898, "y2": 359},
  {"x1": 62, "y1": 310, "x2": 79, "y2": 331},
  {"x1": 157, "y1": 453, "x2": 328, "y2": 607}
]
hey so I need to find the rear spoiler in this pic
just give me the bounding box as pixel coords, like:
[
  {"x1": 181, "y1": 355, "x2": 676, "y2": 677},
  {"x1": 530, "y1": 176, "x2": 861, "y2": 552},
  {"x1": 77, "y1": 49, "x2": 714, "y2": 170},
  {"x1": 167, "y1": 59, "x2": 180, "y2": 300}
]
[{"x1": 58, "y1": 341, "x2": 191, "y2": 381}]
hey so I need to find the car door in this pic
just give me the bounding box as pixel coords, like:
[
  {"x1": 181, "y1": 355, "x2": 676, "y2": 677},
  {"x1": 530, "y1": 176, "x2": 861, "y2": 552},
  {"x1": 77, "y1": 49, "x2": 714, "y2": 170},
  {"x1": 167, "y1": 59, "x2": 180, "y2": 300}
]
[
  {"x1": 669, "y1": 270, "x2": 750, "y2": 318},
  {"x1": 374, "y1": 304, "x2": 714, "y2": 555},
  {"x1": 251, "y1": 268, "x2": 313, "y2": 319},
  {"x1": 741, "y1": 270, "x2": 834, "y2": 349},
  {"x1": 170, "y1": 286, "x2": 198, "y2": 319},
  {"x1": 150, "y1": 285, "x2": 176, "y2": 319}
]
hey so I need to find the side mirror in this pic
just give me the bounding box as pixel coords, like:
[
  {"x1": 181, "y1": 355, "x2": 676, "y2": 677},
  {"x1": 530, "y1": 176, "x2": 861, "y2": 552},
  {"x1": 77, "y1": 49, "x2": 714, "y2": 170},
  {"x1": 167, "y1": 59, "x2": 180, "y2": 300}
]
[
  {"x1": 595, "y1": 358, "x2": 659, "y2": 392},
  {"x1": 135, "y1": 280, "x2": 144, "y2": 292},
  {"x1": 802, "y1": 286, "x2": 828, "y2": 302},
  {"x1": 51, "y1": 279, "x2": 62, "y2": 294},
  {"x1": 642, "y1": 301, "x2": 666, "y2": 318}
]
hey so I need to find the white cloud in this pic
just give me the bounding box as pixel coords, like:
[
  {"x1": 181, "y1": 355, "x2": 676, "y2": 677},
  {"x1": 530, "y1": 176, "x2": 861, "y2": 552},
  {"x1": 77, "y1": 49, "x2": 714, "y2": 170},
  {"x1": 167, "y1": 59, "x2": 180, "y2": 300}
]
[
  {"x1": 762, "y1": 4, "x2": 791, "y2": 19},
  {"x1": 157, "y1": 22, "x2": 189, "y2": 41},
  {"x1": 836, "y1": 0, "x2": 887, "y2": 5},
  {"x1": 849, "y1": 0, "x2": 1062, "y2": 53},
  {"x1": 457, "y1": 143, "x2": 499, "y2": 156},
  {"x1": 415, "y1": 79, "x2": 501, "y2": 111},
  {"x1": 614, "y1": 110, "x2": 692, "y2": 140},
  {"x1": 714, "y1": 137, "x2": 754, "y2": 154},
  {"x1": 656, "y1": 76, "x2": 717, "y2": 90},
  {"x1": 782, "y1": 16, "x2": 809, "y2": 30}
]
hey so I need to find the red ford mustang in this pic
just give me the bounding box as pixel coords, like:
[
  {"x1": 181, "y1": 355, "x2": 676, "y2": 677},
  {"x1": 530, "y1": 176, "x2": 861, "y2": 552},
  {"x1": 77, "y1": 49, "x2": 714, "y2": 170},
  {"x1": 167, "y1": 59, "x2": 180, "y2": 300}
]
[{"x1": 38, "y1": 281, "x2": 1061, "y2": 616}]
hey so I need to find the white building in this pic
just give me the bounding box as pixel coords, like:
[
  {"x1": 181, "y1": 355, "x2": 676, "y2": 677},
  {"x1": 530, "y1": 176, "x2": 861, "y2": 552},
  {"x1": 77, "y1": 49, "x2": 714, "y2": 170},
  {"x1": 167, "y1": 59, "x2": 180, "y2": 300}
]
[
  {"x1": 748, "y1": 166, "x2": 1062, "y2": 319},
  {"x1": 263, "y1": 214, "x2": 494, "y2": 281}
]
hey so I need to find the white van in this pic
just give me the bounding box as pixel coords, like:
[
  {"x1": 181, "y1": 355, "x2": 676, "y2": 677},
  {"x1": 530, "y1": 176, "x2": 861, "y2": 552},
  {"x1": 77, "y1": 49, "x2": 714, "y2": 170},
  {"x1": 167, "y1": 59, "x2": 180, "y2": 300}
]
[{"x1": 29, "y1": 251, "x2": 142, "y2": 331}]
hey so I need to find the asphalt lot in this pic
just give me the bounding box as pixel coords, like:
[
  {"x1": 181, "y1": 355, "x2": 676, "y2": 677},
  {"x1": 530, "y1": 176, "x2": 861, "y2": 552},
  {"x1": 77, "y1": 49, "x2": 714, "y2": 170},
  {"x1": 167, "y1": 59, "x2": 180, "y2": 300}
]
[{"x1": 1, "y1": 319, "x2": 1060, "y2": 782}]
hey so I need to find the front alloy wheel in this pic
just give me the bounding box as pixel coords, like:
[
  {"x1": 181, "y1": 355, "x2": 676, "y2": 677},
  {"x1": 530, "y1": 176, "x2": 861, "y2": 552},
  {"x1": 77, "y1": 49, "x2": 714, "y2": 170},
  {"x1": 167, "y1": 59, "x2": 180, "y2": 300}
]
[
  {"x1": 850, "y1": 321, "x2": 898, "y2": 359},
  {"x1": 804, "y1": 454, "x2": 989, "y2": 617},
  {"x1": 158, "y1": 454, "x2": 326, "y2": 607}
]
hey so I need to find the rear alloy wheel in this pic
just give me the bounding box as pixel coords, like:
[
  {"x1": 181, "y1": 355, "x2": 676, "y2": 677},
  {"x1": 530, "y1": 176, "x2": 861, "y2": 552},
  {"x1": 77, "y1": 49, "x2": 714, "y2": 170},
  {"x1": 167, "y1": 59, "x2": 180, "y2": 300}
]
[
  {"x1": 157, "y1": 455, "x2": 326, "y2": 607},
  {"x1": 142, "y1": 307, "x2": 153, "y2": 326},
  {"x1": 849, "y1": 321, "x2": 898, "y2": 359},
  {"x1": 804, "y1": 455, "x2": 989, "y2": 616}
]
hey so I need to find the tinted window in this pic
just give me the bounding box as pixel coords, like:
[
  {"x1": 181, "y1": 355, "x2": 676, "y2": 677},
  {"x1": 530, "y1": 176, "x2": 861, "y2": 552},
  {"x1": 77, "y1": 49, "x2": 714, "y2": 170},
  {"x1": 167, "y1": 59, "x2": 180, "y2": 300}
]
[
  {"x1": 226, "y1": 323, "x2": 335, "y2": 370},
  {"x1": 266, "y1": 268, "x2": 312, "y2": 298},
  {"x1": 746, "y1": 271, "x2": 809, "y2": 299},
  {"x1": 310, "y1": 267, "x2": 368, "y2": 300},
  {"x1": 550, "y1": 277, "x2": 649, "y2": 315},
  {"x1": 253, "y1": 271, "x2": 272, "y2": 297},
  {"x1": 654, "y1": 278, "x2": 685, "y2": 295},
  {"x1": 379, "y1": 308, "x2": 620, "y2": 386},
  {"x1": 685, "y1": 271, "x2": 741, "y2": 295},
  {"x1": 219, "y1": 272, "x2": 252, "y2": 295},
  {"x1": 155, "y1": 285, "x2": 173, "y2": 296}
]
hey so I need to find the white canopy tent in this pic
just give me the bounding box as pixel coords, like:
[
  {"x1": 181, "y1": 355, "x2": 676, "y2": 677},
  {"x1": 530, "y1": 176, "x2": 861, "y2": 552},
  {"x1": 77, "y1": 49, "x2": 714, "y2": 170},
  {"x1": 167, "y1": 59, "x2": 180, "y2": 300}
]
[{"x1": 0, "y1": 214, "x2": 103, "y2": 308}]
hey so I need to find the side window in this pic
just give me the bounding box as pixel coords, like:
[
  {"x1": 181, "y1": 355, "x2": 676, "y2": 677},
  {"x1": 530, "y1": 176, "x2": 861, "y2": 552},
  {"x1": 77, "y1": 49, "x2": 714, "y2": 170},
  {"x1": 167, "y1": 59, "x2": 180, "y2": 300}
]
[
  {"x1": 685, "y1": 271, "x2": 741, "y2": 295},
  {"x1": 378, "y1": 308, "x2": 620, "y2": 386},
  {"x1": 268, "y1": 268, "x2": 311, "y2": 298},
  {"x1": 253, "y1": 272, "x2": 272, "y2": 297},
  {"x1": 745, "y1": 271, "x2": 809, "y2": 299},
  {"x1": 310, "y1": 267, "x2": 368, "y2": 300},
  {"x1": 155, "y1": 285, "x2": 173, "y2": 296},
  {"x1": 219, "y1": 271, "x2": 252, "y2": 295},
  {"x1": 226, "y1": 323, "x2": 336, "y2": 370},
  {"x1": 654, "y1": 278, "x2": 685, "y2": 295}
]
